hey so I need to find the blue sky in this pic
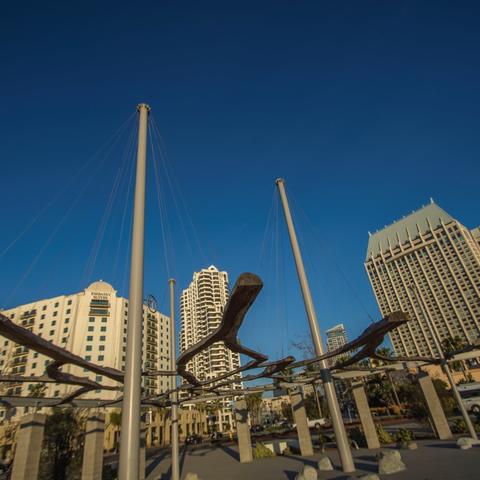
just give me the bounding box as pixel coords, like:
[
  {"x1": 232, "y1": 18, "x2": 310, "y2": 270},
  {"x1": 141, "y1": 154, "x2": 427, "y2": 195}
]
[{"x1": 1, "y1": 1, "x2": 479, "y2": 362}]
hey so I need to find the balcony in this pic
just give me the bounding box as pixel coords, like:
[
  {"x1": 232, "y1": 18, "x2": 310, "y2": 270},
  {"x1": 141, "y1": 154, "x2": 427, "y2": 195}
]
[
  {"x1": 12, "y1": 355, "x2": 27, "y2": 365},
  {"x1": 12, "y1": 347, "x2": 28, "y2": 357},
  {"x1": 89, "y1": 308, "x2": 110, "y2": 316}
]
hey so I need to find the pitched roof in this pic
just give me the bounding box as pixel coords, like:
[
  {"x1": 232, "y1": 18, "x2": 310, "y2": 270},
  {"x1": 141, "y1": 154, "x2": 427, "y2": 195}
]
[{"x1": 366, "y1": 202, "x2": 454, "y2": 260}]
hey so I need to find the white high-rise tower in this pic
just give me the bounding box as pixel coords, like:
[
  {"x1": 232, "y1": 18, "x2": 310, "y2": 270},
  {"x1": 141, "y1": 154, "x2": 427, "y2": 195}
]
[{"x1": 180, "y1": 266, "x2": 241, "y2": 431}]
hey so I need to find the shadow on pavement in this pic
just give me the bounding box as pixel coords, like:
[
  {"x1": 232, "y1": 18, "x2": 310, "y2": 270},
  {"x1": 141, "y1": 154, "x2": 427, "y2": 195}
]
[
  {"x1": 219, "y1": 445, "x2": 240, "y2": 461},
  {"x1": 155, "y1": 446, "x2": 188, "y2": 480},
  {"x1": 356, "y1": 454, "x2": 377, "y2": 462},
  {"x1": 353, "y1": 461, "x2": 378, "y2": 473},
  {"x1": 424, "y1": 442, "x2": 457, "y2": 449},
  {"x1": 146, "y1": 450, "x2": 170, "y2": 477}
]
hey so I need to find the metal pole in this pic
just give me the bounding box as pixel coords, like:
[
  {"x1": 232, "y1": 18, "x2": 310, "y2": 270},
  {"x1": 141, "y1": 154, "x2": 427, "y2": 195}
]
[
  {"x1": 410, "y1": 285, "x2": 477, "y2": 439},
  {"x1": 119, "y1": 103, "x2": 150, "y2": 480},
  {"x1": 386, "y1": 371, "x2": 402, "y2": 412},
  {"x1": 169, "y1": 278, "x2": 180, "y2": 480},
  {"x1": 312, "y1": 381, "x2": 323, "y2": 418},
  {"x1": 275, "y1": 178, "x2": 355, "y2": 473}
]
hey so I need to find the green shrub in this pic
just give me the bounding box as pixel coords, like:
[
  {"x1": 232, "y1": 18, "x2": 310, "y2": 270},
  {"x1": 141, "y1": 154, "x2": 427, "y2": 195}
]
[
  {"x1": 452, "y1": 418, "x2": 467, "y2": 434},
  {"x1": 394, "y1": 428, "x2": 414, "y2": 442},
  {"x1": 406, "y1": 401, "x2": 429, "y2": 421},
  {"x1": 375, "y1": 424, "x2": 393, "y2": 444},
  {"x1": 451, "y1": 418, "x2": 480, "y2": 434},
  {"x1": 282, "y1": 446, "x2": 292, "y2": 455},
  {"x1": 253, "y1": 442, "x2": 275, "y2": 459}
]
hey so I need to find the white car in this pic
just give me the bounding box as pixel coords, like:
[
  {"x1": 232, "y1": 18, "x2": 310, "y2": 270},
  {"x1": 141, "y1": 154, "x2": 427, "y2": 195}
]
[
  {"x1": 293, "y1": 418, "x2": 326, "y2": 429},
  {"x1": 458, "y1": 382, "x2": 480, "y2": 414}
]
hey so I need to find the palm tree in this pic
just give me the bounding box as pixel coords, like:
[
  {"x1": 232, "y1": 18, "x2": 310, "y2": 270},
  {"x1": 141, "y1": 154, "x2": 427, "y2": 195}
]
[
  {"x1": 441, "y1": 336, "x2": 469, "y2": 379},
  {"x1": 28, "y1": 383, "x2": 47, "y2": 398},
  {"x1": 244, "y1": 393, "x2": 263, "y2": 425}
]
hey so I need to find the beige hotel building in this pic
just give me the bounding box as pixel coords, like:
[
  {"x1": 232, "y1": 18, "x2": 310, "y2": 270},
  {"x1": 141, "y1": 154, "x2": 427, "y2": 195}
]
[
  {"x1": 0, "y1": 280, "x2": 173, "y2": 419},
  {"x1": 365, "y1": 201, "x2": 480, "y2": 358}
]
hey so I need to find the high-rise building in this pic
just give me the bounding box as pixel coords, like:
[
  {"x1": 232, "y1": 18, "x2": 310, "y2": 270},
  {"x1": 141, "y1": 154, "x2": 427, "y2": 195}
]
[
  {"x1": 365, "y1": 201, "x2": 480, "y2": 357},
  {"x1": 180, "y1": 265, "x2": 242, "y2": 431},
  {"x1": 0, "y1": 280, "x2": 173, "y2": 419},
  {"x1": 472, "y1": 226, "x2": 480, "y2": 247},
  {"x1": 325, "y1": 323, "x2": 348, "y2": 366}
]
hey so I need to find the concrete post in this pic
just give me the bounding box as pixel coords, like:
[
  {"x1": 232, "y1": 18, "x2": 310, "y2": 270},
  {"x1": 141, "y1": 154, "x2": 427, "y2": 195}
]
[
  {"x1": 417, "y1": 371, "x2": 452, "y2": 440},
  {"x1": 81, "y1": 413, "x2": 105, "y2": 480},
  {"x1": 351, "y1": 382, "x2": 380, "y2": 449},
  {"x1": 11, "y1": 412, "x2": 46, "y2": 480},
  {"x1": 290, "y1": 388, "x2": 314, "y2": 456},
  {"x1": 234, "y1": 399, "x2": 253, "y2": 463},
  {"x1": 139, "y1": 420, "x2": 146, "y2": 480}
]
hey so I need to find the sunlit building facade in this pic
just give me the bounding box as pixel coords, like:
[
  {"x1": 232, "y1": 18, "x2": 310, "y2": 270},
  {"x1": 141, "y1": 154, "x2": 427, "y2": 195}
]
[
  {"x1": 365, "y1": 201, "x2": 480, "y2": 357},
  {"x1": 0, "y1": 280, "x2": 173, "y2": 419}
]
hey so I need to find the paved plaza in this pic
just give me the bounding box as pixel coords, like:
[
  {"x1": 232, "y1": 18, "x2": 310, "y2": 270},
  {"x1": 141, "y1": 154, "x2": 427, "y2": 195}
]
[{"x1": 141, "y1": 439, "x2": 480, "y2": 480}]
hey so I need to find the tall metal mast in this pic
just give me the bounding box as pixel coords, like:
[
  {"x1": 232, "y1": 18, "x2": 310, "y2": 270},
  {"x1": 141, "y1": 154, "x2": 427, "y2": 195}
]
[
  {"x1": 119, "y1": 103, "x2": 150, "y2": 480},
  {"x1": 169, "y1": 278, "x2": 180, "y2": 480},
  {"x1": 276, "y1": 178, "x2": 355, "y2": 473}
]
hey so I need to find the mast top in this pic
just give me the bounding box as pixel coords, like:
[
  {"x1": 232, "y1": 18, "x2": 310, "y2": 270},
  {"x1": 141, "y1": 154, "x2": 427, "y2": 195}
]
[
  {"x1": 137, "y1": 103, "x2": 151, "y2": 112},
  {"x1": 275, "y1": 178, "x2": 285, "y2": 185}
]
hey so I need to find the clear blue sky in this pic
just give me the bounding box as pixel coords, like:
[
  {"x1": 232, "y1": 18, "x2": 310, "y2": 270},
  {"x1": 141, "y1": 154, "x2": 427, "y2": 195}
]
[{"x1": 1, "y1": 1, "x2": 479, "y2": 361}]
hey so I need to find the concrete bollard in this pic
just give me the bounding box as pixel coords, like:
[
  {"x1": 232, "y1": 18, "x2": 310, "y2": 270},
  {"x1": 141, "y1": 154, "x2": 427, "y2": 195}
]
[{"x1": 11, "y1": 412, "x2": 46, "y2": 480}]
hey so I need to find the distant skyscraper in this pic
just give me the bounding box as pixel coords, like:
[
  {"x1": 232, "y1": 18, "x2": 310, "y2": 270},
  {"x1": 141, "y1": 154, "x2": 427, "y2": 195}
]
[
  {"x1": 325, "y1": 323, "x2": 348, "y2": 366},
  {"x1": 365, "y1": 201, "x2": 480, "y2": 357},
  {"x1": 180, "y1": 265, "x2": 241, "y2": 431}
]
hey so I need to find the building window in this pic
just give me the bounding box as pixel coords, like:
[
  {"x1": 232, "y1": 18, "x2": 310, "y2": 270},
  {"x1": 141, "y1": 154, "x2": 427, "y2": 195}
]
[
  {"x1": 87, "y1": 336, "x2": 93, "y2": 341},
  {"x1": 99, "y1": 336, "x2": 105, "y2": 341},
  {"x1": 67, "y1": 300, "x2": 72, "y2": 305},
  {"x1": 88, "y1": 326, "x2": 94, "y2": 332},
  {"x1": 53, "y1": 312, "x2": 58, "y2": 317},
  {"x1": 86, "y1": 346, "x2": 92, "y2": 351},
  {"x1": 101, "y1": 317, "x2": 107, "y2": 323},
  {"x1": 62, "y1": 337, "x2": 67, "y2": 343},
  {"x1": 99, "y1": 345, "x2": 105, "y2": 351},
  {"x1": 42, "y1": 306, "x2": 47, "y2": 311},
  {"x1": 63, "y1": 327, "x2": 68, "y2": 333},
  {"x1": 41, "y1": 314, "x2": 45, "y2": 320},
  {"x1": 65, "y1": 318, "x2": 70, "y2": 323},
  {"x1": 31, "y1": 362, "x2": 36, "y2": 369},
  {"x1": 54, "y1": 302, "x2": 59, "y2": 307},
  {"x1": 39, "y1": 323, "x2": 44, "y2": 329},
  {"x1": 49, "y1": 330, "x2": 54, "y2": 336},
  {"x1": 85, "y1": 355, "x2": 91, "y2": 361},
  {"x1": 100, "y1": 326, "x2": 106, "y2": 332},
  {"x1": 66, "y1": 309, "x2": 71, "y2": 314},
  {"x1": 98, "y1": 355, "x2": 104, "y2": 361},
  {"x1": 51, "y1": 320, "x2": 56, "y2": 326}
]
